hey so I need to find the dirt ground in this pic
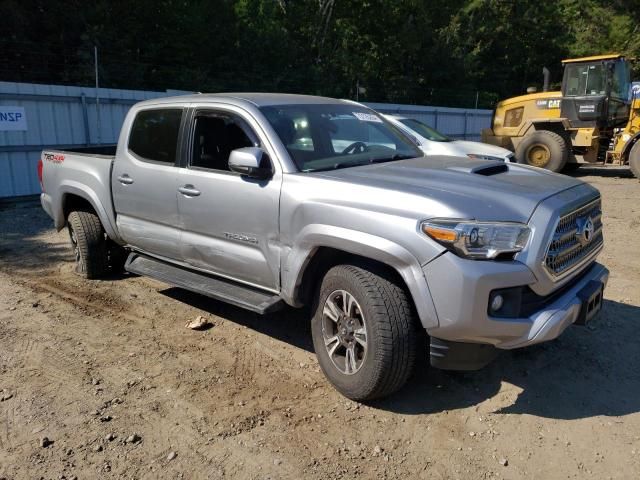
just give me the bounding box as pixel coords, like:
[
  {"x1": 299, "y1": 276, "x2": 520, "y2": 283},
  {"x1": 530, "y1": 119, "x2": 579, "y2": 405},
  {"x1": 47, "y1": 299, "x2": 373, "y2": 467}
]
[{"x1": 0, "y1": 166, "x2": 639, "y2": 480}]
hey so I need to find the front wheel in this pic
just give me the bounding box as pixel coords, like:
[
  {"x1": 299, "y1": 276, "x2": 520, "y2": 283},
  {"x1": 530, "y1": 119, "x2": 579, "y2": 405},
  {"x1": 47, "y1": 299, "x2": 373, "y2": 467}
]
[
  {"x1": 515, "y1": 130, "x2": 568, "y2": 172},
  {"x1": 311, "y1": 264, "x2": 418, "y2": 401}
]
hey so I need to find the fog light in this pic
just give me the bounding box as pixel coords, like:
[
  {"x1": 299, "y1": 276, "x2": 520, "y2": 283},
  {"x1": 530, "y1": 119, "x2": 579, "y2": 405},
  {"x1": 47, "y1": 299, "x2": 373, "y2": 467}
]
[
  {"x1": 488, "y1": 287, "x2": 523, "y2": 318},
  {"x1": 490, "y1": 294, "x2": 504, "y2": 312}
]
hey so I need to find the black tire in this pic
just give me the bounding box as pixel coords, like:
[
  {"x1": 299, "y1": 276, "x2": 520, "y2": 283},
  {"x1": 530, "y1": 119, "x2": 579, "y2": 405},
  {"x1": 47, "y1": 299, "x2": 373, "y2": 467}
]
[
  {"x1": 67, "y1": 210, "x2": 107, "y2": 279},
  {"x1": 311, "y1": 264, "x2": 418, "y2": 401},
  {"x1": 629, "y1": 141, "x2": 640, "y2": 179},
  {"x1": 515, "y1": 130, "x2": 568, "y2": 172}
]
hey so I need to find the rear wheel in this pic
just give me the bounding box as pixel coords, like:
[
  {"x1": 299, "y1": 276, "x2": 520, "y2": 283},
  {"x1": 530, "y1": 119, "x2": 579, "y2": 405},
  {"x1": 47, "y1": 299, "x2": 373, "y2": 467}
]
[
  {"x1": 311, "y1": 264, "x2": 418, "y2": 401},
  {"x1": 67, "y1": 210, "x2": 107, "y2": 279},
  {"x1": 629, "y1": 141, "x2": 640, "y2": 179},
  {"x1": 515, "y1": 130, "x2": 568, "y2": 172}
]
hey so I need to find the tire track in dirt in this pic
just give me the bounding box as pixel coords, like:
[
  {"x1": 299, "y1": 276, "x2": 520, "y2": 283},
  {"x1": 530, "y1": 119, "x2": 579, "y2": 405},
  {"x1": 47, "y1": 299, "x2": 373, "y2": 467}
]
[
  {"x1": 14, "y1": 275, "x2": 141, "y2": 324},
  {"x1": 0, "y1": 405, "x2": 11, "y2": 451},
  {"x1": 2, "y1": 269, "x2": 318, "y2": 401},
  {"x1": 2, "y1": 255, "x2": 451, "y2": 480},
  {"x1": 0, "y1": 269, "x2": 352, "y2": 479}
]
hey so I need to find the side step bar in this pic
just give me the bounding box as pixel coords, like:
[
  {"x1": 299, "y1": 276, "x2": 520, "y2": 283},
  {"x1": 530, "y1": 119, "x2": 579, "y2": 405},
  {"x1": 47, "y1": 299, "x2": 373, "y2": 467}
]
[{"x1": 125, "y1": 253, "x2": 284, "y2": 314}]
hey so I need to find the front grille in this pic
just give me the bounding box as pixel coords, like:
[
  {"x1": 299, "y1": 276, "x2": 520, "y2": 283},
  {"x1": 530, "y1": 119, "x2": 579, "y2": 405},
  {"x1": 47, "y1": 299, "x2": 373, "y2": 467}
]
[{"x1": 544, "y1": 198, "x2": 603, "y2": 277}]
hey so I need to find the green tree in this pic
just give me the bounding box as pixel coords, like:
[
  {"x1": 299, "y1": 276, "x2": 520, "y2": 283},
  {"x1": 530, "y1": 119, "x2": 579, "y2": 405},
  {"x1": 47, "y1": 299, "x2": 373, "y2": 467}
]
[
  {"x1": 442, "y1": 0, "x2": 571, "y2": 97},
  {"x1": 2, "y1": 0, "x2": 638, "y2": 106}
]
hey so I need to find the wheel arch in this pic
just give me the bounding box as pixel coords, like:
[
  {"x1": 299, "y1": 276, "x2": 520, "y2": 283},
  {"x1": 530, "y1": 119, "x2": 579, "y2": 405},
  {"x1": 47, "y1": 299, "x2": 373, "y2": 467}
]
[
  {"x1": 282, "y1": 227, "x2": 439, "y2": 329},
  {"x1": 57, "y1": 183, "x2": 122, "y2": 243}
]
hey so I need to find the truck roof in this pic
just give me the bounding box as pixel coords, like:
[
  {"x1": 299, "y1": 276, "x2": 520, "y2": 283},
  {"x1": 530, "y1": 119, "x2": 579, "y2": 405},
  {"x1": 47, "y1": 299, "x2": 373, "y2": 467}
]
[
  {"x1": 135, "y1": 92, "x2": 351, "y2": 108},
  {"x1": 562, "y1": 54, "x2": 624, "y2": 64}
]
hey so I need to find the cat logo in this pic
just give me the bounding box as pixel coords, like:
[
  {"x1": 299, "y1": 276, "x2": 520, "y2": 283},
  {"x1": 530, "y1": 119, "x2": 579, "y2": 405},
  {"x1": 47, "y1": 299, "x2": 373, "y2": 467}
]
[{"x1": 536, "y1": 99, "x2": 561, "y2": 110}]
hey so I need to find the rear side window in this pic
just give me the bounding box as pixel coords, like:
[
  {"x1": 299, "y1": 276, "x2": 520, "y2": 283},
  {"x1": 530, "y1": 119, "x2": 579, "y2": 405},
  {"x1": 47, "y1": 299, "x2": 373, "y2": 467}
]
[{"x1": 128, "y1": 109, "x2": 183, "y2": 163}]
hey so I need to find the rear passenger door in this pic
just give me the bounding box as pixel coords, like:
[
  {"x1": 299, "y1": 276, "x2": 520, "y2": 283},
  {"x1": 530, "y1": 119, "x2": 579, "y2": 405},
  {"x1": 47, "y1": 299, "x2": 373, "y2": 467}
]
[
  {"x1": 177, "y1": 106, "x2": 282, "y2": 291},
  {"x1": 112, "y1": 107, "x2": 185, "y2": 260}
]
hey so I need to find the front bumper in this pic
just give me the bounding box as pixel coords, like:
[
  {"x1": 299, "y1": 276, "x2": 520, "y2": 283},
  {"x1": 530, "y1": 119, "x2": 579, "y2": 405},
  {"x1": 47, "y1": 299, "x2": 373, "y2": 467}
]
[{"x1": 422, "y1": 252, "x2": 608, "y2": 350}]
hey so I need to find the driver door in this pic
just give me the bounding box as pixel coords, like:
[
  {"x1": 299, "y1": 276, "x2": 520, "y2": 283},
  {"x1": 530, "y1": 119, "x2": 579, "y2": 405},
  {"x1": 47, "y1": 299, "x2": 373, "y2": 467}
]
[{"x1": 177, "y1": 106, "x2": 282, "y2": 291}]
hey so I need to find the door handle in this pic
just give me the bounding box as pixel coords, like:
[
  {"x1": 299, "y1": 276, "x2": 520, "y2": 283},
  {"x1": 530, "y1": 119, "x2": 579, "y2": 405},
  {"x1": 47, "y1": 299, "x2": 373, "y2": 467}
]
[
  {"x1": 178, "y1": 185, "x2": 201, "y2": 197},
  {"x1": 117, "y1": 174, "x2": 134, "y2": 185}
]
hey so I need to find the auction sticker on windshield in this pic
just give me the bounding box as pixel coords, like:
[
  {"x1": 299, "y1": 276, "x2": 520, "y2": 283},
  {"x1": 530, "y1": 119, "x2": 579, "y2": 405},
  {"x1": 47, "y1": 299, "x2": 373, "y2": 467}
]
[{"x1": 353, "y1": 112, "x2": 383, "y2": 123}]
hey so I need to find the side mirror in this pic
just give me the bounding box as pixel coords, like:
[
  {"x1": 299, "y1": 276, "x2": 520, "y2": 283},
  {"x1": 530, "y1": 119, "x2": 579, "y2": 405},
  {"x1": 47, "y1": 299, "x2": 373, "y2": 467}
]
[{"x1": 228, "y1": 147, "x2": 273, "y2": 180}]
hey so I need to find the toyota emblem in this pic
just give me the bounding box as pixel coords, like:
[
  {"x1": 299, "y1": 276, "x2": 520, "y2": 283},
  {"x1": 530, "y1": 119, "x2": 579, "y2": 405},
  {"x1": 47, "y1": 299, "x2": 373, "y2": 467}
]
[{"x1": 576, "y1": 216, "x2": 595, "y2": 246}]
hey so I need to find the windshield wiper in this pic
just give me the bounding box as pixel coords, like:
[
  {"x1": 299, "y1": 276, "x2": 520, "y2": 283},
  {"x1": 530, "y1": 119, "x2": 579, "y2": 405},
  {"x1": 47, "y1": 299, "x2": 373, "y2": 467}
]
[
  {"x1": 303, "y1": 154, "x2": 415, "y2": 173},
  {"x1": 369, "y1": 153, "x2": 415, "y2": 164},
  {"x1": 303, "y1": 159, "x2": 371, "y2": 173}
]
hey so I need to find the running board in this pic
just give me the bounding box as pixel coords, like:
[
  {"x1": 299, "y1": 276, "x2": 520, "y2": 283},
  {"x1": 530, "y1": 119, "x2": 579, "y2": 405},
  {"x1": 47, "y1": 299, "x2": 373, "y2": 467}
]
[{"x1": 125, "y1": 253, "x2": 284, "y2": 314}]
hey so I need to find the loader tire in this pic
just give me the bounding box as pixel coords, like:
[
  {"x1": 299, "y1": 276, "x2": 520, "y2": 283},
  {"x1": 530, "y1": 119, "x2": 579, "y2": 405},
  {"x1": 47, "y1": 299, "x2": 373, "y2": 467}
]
[
  {"x1": 629, "y1": 141, "x2": 640, "y2": 179},
  {"x1": 67, "y1": 210, "x2": 107, "y2": 279},
  {"x1": 515, "y1": 130, "x2": 568, "y2": 172}
]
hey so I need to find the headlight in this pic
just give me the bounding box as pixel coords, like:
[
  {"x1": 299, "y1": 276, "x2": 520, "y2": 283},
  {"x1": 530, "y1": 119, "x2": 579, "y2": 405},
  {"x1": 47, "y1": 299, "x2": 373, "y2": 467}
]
[
  {"x1": 421, "y1": 219, "x2": 530, "y2": 259},
  {"x1": 467, "y1": 153, "x2": 504, "y2": 162}
]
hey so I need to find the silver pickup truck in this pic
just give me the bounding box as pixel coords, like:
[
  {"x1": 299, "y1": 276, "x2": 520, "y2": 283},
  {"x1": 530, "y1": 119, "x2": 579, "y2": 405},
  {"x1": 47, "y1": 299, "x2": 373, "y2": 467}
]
[{"x1": 39, "y1": 93, "x2": 608, "y2": 400}]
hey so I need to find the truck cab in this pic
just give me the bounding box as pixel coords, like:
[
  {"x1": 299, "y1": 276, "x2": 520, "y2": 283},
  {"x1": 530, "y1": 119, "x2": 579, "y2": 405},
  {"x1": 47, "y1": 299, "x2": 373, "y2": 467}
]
[{"x1": 560, "y1": 54, "x2": 631, "y2": 130}]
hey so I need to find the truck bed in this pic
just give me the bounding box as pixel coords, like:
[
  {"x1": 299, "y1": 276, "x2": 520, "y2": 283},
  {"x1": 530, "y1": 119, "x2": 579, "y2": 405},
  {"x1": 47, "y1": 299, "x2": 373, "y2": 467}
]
[{"x1": 40, "y1": 146, "x2": 120, "y2": 240}]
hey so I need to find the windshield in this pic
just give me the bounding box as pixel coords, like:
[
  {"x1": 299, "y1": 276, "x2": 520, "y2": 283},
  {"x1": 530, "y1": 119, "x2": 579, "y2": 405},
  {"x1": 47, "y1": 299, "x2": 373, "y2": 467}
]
[
  {"x1": 398, "y1": 118, "x2": 452, "y2": 142},
  {"x1": 260, "y1": 104, "x2": 422, "y2": 172},
  {"x1": 564, "y1": 63, "x2": 606, "y2": 96}
]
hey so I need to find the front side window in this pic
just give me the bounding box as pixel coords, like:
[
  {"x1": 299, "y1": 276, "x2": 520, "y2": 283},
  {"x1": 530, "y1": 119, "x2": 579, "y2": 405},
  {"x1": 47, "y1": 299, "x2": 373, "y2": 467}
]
[
  {"x1": 611, "y1": 60, "x2": 631, "y2": 100},
  {"x1": 260, "y1": 104, "x2": 422, "y2": 172},
  {"x1": 128, "y1": 109, "x2": 183, "y2": 163},
  {"x1": 190, "y1": 112, "x2": 259, "y2": 171}
]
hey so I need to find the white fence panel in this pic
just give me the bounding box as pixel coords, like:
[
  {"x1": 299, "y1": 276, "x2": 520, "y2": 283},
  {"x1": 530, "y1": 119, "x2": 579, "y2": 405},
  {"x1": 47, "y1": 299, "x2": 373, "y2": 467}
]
[
  {"x1": 0, "y1": 81, "x2": 187, "y2": 198},
  {"x1": 365, "y1": 102, "x2": 492, "y2": 141}
]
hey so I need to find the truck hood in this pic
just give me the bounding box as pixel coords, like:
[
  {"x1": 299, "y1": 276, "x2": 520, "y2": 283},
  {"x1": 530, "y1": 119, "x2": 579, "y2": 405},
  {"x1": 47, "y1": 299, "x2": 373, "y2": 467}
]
[{"x1": 310, "y1": 155, "x2": 589, "y2": 223}]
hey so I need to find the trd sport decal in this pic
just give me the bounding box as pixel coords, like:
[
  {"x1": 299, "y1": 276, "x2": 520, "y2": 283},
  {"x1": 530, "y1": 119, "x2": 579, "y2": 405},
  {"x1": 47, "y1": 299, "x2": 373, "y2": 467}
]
[{"x1": 43, "y1": 153, "x2": 65, "y2": 163}]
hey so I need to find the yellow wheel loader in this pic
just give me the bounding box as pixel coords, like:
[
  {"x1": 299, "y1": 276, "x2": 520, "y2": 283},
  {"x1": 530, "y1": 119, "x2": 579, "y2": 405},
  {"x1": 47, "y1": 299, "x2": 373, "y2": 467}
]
[{"x1": 482, "y1": 54, "x2": 640, "y2": 177}]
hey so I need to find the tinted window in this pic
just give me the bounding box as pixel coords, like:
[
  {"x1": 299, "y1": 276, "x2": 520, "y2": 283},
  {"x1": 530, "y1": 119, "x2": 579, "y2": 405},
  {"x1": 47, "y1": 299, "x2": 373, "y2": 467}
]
[
  {"x1": 611, "y1": 60, "x2": 631, "y2": 100},
  {"x1": 128, "y1": 109, "x2": 183, "y2": 163},
  {"x1": 191, "y1": 113, "x2": 259, "y2": 171}
]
